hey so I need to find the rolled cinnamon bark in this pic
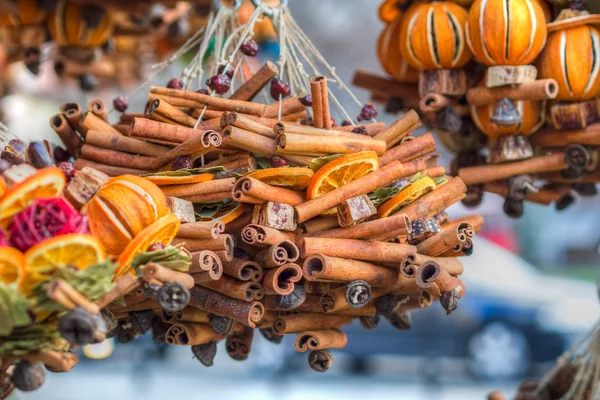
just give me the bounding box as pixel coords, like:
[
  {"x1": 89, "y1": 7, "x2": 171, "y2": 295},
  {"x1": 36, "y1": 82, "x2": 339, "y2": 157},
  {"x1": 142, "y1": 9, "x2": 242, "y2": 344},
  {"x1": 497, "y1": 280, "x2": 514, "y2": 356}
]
[
  {"x1": 200, "y1": 274, "x2": 264, "y2": 302},
  {"x1": 180, "y1": 191, "x2": 233, "y2": 203},
  {"x1": 172, "y1": 234, "x2": 234, "y2": 253},
  {"x1": 150, "y1": 86, "x2": 267, "y2": 116},
  {"x1": 338, "y1": 122, "x2": 386, "y2": 135},
  {"x1": 80, "y1": 144, "x2": 154, "y2": 171},
  {"x1": 87, "y1": 99, "x2": 109, "y2": 122},
  {"x1": 165, "y1": 323, "x2": 223, "y2": 345},
  {"x1": 222, "y1": 258, "x2": 263, "y2": 282},
  {"x1": 531, "y1": 124, "x2": 600, "y2": 147},
  {"x1": 96, "y1": 274, "x2": 140, "y2": 308},
  {"x1": 420, "y1": 93, "x2": 450, "y2": 113},
  {"x1": 179, "y1": 221, "x2": 225, "y2": 240},
  {"x1": 311, "y1": 213, "x2": 410, "y2": 240},
  {"x1": 233, "y1": 176, "x2": 305, "y2": 206},
  {"x1": 162, "y1": 307, "x2": 210, "y2": 323},
  {"x1": 294, "y1": 329, "x2": 348, "y2": 352},
  {"x1": 483, "y1": 182, "x2": 568, "y2": 206},
  {"x1": 241, "y1": 224, "x2": 296, "y2": 246},
  {"x1": 301, "y1": 237, "x2": 416, "y2": 263},
  {"x1": 374, "y1": 110, "x2": 421, "y2": 148},
  {"x1": 79, "y1": 112, "x2": 121, "y2": 136},
  {"x1": 130, "y1": 117, "x2": 220, "y2": 144},
  {"x1": 189, "y1": 251, "x2": 223, "y2": 280},
  {"x1": 311, "y1": 75, "x2": 332, "y2": 129},
  {"x1": 60, "y1": 102, "x2": 84, "y2": 132},
  {"x1": 74, "y1": 158, "x2": 148, "y2": 176},
  {"x1": 458, "y1": 153, "x2": 568, "y2": 185},
  {"x1": 223, "y1": 111, "x2": 277, "y2": 139},
  {"x1": 226, "y1": 326, "x2": 254, "y2": 360},
  {"x1": 416, "y1": 223, "x2": 472, "y2": 257},
  {"x1": 149, "y1": 98, "x2": 197, "y2": 127},
  {"x1": 188, "y1": 285, "x2": 265, "y2": 328},
  {"x1": 273, "y1": 313, "x2": 353, "y2": 334},
  {"x1": 148, "y1": 93, "x2": 200, "y2": 110},
  {"x1": 85, "y1": 129, "x2": 169, "y2": 157},
  {"x1": 262, "y1": 97, "x2": 306, "y2": 118},
  {"x1": 303, "y1": 255, "x2": 398, "y2": 287},
  {"x1": 162, "y1": 178, "x2": 234, "y2": 198},
  {"x1": 276, "y1": 133, "x2": 387, "y2": 156},
  {"x1": 466, "y1": 78, "x2": 558, "y2": 106},
  {"x1": 46, "y1": 279, "x2": 100, "y2": 314},
  {"x1": 140, "y1": 263, "x2": 194, "y2": 289},
  {"x1": 295, "y1": 158, "x2": 429, "y2": 222},
  {"x1": 273, "y1": 121, "x2": 373, "y2": 139},
  {"x1": 404, "y1": 253, "x2": 464, "y2": 276},
  {"x1": 23, "y1": 351, "x2": 78, "y2": 372},
  {"x1": 262, "y1": 263, "x2": 303, "y2": 295},
  {"x1": 439, "y1": 215, "x2": 484, "y2": 233},
  {"x1": 353, "y1": 69, "x2": 420, "y2": 100},
  {"x1": 230, "y1": 61, "x2": 279, "y2": 101},
  {"x1": 400, "y1": 177, "x2": 467, "y2": 220},
  {"x1": 49, "y1": 114, "x2": 83, "y2": 156},
  {"x1": 300, "y1": 216, "x2": 340, "y2": 233},
  {"x1": 254, "y1": 240, "x2": 300, "y2": 268},
  {"x1": 379, "y1": 132, "x2": 436, "y2": 166},
  {"x1": 415, "y1": 261, "x2": 465, "y2": 298}
]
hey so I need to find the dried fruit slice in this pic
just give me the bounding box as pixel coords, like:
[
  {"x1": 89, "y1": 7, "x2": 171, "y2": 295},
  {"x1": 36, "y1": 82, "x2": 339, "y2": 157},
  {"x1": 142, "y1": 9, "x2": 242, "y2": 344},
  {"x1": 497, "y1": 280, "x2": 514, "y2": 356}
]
[
  {"x1": 115, "y1": 214, "x2": 181, "y2": 277},
  {"x1": 213, "y1": 203, "x2": 244, "y2": 224},
  {"x1": 0, "y1": 167, "x2": 65, "y2": 223},
  {"x1": 306, "y1": 151, "x2": 379, "y2": 215},
  {"x1": 144, "y1": 173, "x2": 214, "y2": 186},
  {"x1": 0, "y1": 247, "x2": 25, "y2": 287},
  {"x1": 378, "y1": 176, "x2": 437, "y2": 218},
  {"x1": 248, "y1": 167, "x2": 314, "y2": 190}
]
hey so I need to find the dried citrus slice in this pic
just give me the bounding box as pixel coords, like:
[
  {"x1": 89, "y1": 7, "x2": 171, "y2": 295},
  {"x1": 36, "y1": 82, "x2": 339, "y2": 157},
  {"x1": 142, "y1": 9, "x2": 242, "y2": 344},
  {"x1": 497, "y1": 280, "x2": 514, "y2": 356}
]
[
  {"x1": 0, "y1": 167, "x2": 65, "y2": 223},
  {"x1": 145, "y1": 173, "x2": 214, "y2": 186},
  {"x1": 378, "y1": 176, "x2": 437, "y2": 218},
  {"x1": 0, "y1": 247, "x2": 25, "y2": 287},
  {"x1": 116, "y1": 214, "x2": 181, "y2": 277},
  {"x1": 25, "y1": 234, "x2": 106, "y2": 274},
  {"x1": 248, "y1": 168, "x2": 314, "y2": 190},
  {"x1": 214, "y1": 203, "x2": 245, "y2": 224},
  {"x1": 0, "y1": 176, "x2": 6, "y2": 199},
  {"x1": 306, "y1": 151, "x2": 379, "y2": 214}
]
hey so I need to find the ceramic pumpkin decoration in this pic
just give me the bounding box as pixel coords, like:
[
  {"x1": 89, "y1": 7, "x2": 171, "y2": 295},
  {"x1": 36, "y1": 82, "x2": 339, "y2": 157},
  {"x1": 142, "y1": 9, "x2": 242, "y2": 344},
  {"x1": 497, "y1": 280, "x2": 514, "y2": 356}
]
[
  {"x1": 379, "y1": 0, "x2": 412, "y2": 23},
  {"x1": 538, "y1": 12, "x2": 600, "y2": 101},
  {"x1": 399, "y1": 1, "x2": 472, "y2": 70},
  {"x1": 466, "y1": 0, "x2": 547, "y2": 66},
  {"x1": 48, "y1": 0, "x2": 115, "y2": 49},
  {"x1": 0, "y1": 0, "x2": 46, "y2": 28},
  {"x1": 377, "y1": 16, "x2": 419, "y2": 82}
]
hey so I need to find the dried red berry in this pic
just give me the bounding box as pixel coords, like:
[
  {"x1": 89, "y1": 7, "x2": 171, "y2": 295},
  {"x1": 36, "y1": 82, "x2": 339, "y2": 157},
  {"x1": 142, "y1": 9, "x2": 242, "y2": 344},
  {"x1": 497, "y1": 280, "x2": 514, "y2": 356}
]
[
  {"x1": 53, "y1": 146, "x2": 71, "y2": 163},
  {"x1": 270, "y1": 156, "x2": 288, "y2": 168},
  {"x1": 171, "y1": 156, "x2": 192, "y2": 170},
  {"x1": 299, "y1": 117, "x2": 314, "y2": 126},
  {"x1": 206, "y1": 74, "x2": 231, "y2": 95},
  {"x1": 299, "y1": 95, "x2": 312, "y2": 107},
  {"x1": 148, "y1": 242, "x2": 166, "y2": 252},
  {"x1": 270, "y1": 78, "x2": 291, "y2": 100},
  {"x1": 357, "y1": 103, "x2": 378, "y2": 121},
  {"x1": 352, "y1": 126, "x2": 368, "y2": 135},
  {"x1": 10, "y1": 197, "x2": 89, "y2": 252},
  {"x1": 113, "y1": 96, "x2": 128, "y2": 112},
  {"x1": 218, "y1": 65, "x2": 234, "y2": 79},
  {"x1": 341, "y1": 119, "x2": 353, "y2": 126},
  {"x1": 57, "y1": 161, "x2": 76, "y2": 182},
  {"x1": 196, "y1": 88, "x2": 209, "y2": 95},
  {"x1": 167, "y1": 78, "x2": 183, "y2": 90},
  {"x1": 240, "y1": 39, "x2": 259, "y2": 57}
]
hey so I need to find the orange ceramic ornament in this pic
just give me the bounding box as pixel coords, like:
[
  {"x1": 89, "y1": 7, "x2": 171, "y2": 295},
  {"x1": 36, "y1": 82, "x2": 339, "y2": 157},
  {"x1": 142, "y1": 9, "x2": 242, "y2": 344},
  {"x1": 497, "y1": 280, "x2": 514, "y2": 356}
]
[
  {"x1": 399, "y1": 1, "x2": 472, "y2": 70},
  {"x1": 377, "y1": 16, "x2": 419, "y2": 83},
  {"x1": 466, "y1": 0, "x2": 548, "y2": 66},
  {"x1": 48, "y1": 0, "x2": 115, "y2": 48}
]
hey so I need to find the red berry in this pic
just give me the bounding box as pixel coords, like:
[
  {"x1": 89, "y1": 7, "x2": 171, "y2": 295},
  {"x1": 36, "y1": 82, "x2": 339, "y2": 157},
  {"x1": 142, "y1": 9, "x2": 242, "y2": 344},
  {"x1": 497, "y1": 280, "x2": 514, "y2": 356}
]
[
  {"x1": 341, "y1": 119, "x2": 353, "y2": 126},
  {"x1": 352, "y1": 126, "x2": 368, "y2": 135},
  {"x1": 357, "y1": 103, "x2": 378, "y2": 121},
  {"x1": 206, "y1": 74, "x2": 231, "y2": 95},
  {"x1": 270, "y1": 156, "x2": 288, "y2": 168},
  {"x1": 57, "y1": 162, "x2": 76, "y2": 182},
  {"x1": 270, "y1": 78, "x2": 291, "y2": 100},
  {"x1": 299, "y1": 117, "x2": 314, "y2": 126},
  {"x1": 53, "y1": 146, "x2": 72, "y2": 163},
  {"x1": 113, "y1": 96, "x2": 128, "y2": 112},
  {"x1": 196, "y1": 88, "x2": 209, "y2": 95},
  {"x1": 148, "y1": 242, "x2": 166, "y2": 252},
  {"x1": 240, "y1": 39, "x2": 259, "y2": 57},
  {"x1": 172, "y1": 156, "x2": 192, "y2": 170},
  {"x1": 218, "y1": 65, "x2": 234, "y2": 79},
  {"x1": 167, "y1": 78, "x2": 183, "y2": 90},
  {"x1": 299, "y1": 95, "x2": 312, "y2": 106}
]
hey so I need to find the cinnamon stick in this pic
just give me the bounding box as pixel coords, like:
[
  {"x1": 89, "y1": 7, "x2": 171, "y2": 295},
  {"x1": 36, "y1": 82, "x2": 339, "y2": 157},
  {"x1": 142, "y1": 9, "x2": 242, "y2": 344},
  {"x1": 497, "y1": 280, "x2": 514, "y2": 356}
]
[
  {"x1": 233, "y1": 176, "x2": 305, "y2": 206},
  {"x1": 262, "y1": 263, "x2": 303, "y2": 295},
  {"x1": 374, "y1": 110, "x2": 421, "y2": 148},
  {"x1": 140, "y1": 263, "x2": 194, "y2": 289},
  {"x1": 130, "y1": 117, "x2": 220, "y2": 144},
  {"x1": 200, "y1": 274, "x2": 264, "y2": 302},
  {"x1": 379, "y1": 132, "x2": 436, "y2": 166},
  {"x1": 277, "y1": 133, "x2": 387, "y2": 156},
  {"x1": 466, "y1": 79, "x2": 558, "y2": 106},
  {"x1": 172, "y1": 234, "x2": 234, "y2": 253},
  {"x1": 400, "y1": 177, "x2": 467, "y2": 220},
  {"x1": 162, "y1": 178, "x2": 234, "y2": 198},
  {"x1": 310, "y1": 213, "x2": 410, "y2": 240},
  {"x1": 162, "y1": 307, "x2": 210, "y2": 324},
  {"x1": 189, "y1": 250, "x2": 223, "y2": 280},
  {"x1": 262, "y1": 97, "x2": 306, "y2": 118},
  {"x1": 223, "y1": 111, "x2": 277, "y2": 139},
  {"x1": 79, "y1": 111, "x2": 121, "y2": 136},
  {"x1": 60, "y1": 102, "x2": 84, "y2": 132},
  {"x1": 303, "y1": 255, "x2": 398, "y2": 287},
  {"x1": 230, "y1": 61, "x2": 279, "y2": 101},
  {"x1": 178, "y1": 220, "x2": 225, "y2": 239},
  {"x1": 165, "y1": 323, "x2": 223, "y2": 345},
  {"x1": 85, "y1": 129, "x2": 169, "y2": 157},
  {"x1": 241, "y1": 224, "x2": 296, "y2": 246},
  {"x1": 301, "y1": 237, "x2": 416, "y2": 263},
  {"x1": 188, "y1": 285, "x2": 265, "y2": 328},
  {"x1": 80, "y1": 144, "x2": 154, "y2": 171},
  {"x1": 74, "y1": 158, "x2": 148, "y2": 176},
  {"x1": 273, "y1": 313, "x2": 352, "y2": 334},
  {"x1": 49, "y1": 114, "x2": 83, "y2": 156},
  {"x1": 87, "y1": 99, "x2": 109, "y2": 122},
  {"x1": 416, "y1": 223, "x2": 472, "y2": 256},
  {"x1": 419, "y1": 93, "x2": 450, "y2": 113},
  {"x1": 294, "y1": 329, "x2": 348, "y2": 352},
  {"x1": 531, "y1": 124, "x2": 600, "y2": 147},
  {"x1": 254, "y1": 240, "x2": 300, "y2": 268},
  {"x1": 149, "y1": 98, "x2": 197, "y2": 127},
  {"x1": 415, "y1": 261, "x2": 465, "y2": 298},
  {"x1": 222, "y1": 258, "x2": 263, "y2": 282},
  {"x1": 180, "y1": 191, "x2": 233, "y2": 203}
]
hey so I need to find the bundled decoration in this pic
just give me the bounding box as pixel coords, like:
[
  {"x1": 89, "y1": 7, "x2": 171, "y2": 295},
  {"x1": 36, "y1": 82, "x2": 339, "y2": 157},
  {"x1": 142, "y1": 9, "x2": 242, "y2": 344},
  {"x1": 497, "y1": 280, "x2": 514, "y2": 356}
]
[{"x1": 354, "y1": 0, "x2": 599, "y2": 217}]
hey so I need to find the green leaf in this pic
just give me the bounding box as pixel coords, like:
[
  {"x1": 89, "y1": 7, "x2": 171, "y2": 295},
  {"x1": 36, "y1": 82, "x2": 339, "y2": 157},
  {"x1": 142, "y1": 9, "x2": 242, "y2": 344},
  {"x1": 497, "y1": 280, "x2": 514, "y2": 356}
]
[
  {"x1": 132, "y1": 245, "x2": 191, "y2": 273},
  {"x1": 142, "y1": 166, "x2": 226, "y2": 178},
  {"x1": 309, "y1": 154, "x2": 343, "y2": 172},
  {"x1": 114, "y1": 296, "x2": 126, "y2": 307},
  {"x1": 434, "y1": 176, "x2": 448, "y2": 186},
  {"x1": 369, "y1": 187, "x2": 401, "y2": 207},
  {"x1": 194, "y1": 200, "x2": 236, "y2": 218},
  {"x1": 256, "y1": 157, "x2": 273, "y2": 170},
  {"x1": 0, "y1": 283, "x2": 32, "y2": 336}
]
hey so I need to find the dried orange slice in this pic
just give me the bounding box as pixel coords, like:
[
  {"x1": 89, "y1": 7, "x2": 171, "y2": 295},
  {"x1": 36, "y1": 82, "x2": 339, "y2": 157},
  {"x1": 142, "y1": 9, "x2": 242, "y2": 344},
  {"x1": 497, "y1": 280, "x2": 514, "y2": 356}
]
[
  {"x1": 0, "y1": 167, "x2": 65, "y2": 223},
  {"x1": 0, "y1": 247, "x2": 25, "y2": 287},
  {"x1": 145, "y1": 173, "x2": 214, "y2": 186},
  {"x1": 306, "y1": 151, "x2": 379, "y2": 214},
  {"x1": 378, "y1": 177, "x2": 437, "y2": 218},
  {"x1": 115, "y1": 214, "x2": 181, "y2": 277},
  {"x1": 248, "y1": 168, "x2": 314, "y2": 190},
  {"x1": 25, "y1": 234, "x2": 106, "y2": 274},
  {"x1": 214, "y1": 203, "x2": 245, "y2": 224},
  {"x1": 0, "y1": 176, "x2": 6, "y2": 199}
]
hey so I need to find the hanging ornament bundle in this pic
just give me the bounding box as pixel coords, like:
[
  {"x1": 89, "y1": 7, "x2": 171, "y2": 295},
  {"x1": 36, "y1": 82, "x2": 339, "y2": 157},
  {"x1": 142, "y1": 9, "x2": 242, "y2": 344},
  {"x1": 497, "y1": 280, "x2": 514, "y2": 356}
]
[
  {"x1": 354, "y1": 0, "x2": 599, "y2": 218},
  {"x1": 0, "y1": 0, "x2": 484, "y2": 396}
]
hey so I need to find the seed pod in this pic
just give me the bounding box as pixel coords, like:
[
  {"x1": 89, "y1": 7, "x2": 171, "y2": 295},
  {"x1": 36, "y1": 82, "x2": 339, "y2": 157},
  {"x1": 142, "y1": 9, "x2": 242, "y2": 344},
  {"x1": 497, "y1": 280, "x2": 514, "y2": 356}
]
[
  {"x1": 115, "y1": 320, "x2": 138, "y2": 344},
  {"x1": 276, "y1": 285, "x2": 306, "y2": 310},
  {"x1": 440, "y1": 288, "x2": 461, "y2": 315},
  {"x1": 158, "y1": 282, "x2": 190, "y2": 312},
  {"x1": 387, "y1": 309, "x2": 412, "y2": 329},
  {"x1": 259, "y1": 328, "x2": 283, "y2": 344},
  {"x1": 308, "y1": 349, "x2": 333, "y2": 373},
  {"x1": 58, "y1": 307, "x2": 98, "y2": 345},
  {"x1": 192, "y1": 341, "x2": 218, "y2": 367},
  {"x1": 345, "y1": 280, "x2": 371, "y2": 308},
  {"x1": 209, "y1": 314, "x2": 238, "y2": 336},
  {"x1": 128, "y1": 310, "x2": 155, "y2": 335},
  {"x1": 11, "y1": 361, "x2": 45, "y2": 392},
  {"x1": 26, "y1": 142, "x2": 53, "y2": 169},
  {"x1": 503, "y1": 198, "x2": 524, "y2": 219},
  {"x1": 359, "y1": 315, "x2": 381, "y2": 330}
]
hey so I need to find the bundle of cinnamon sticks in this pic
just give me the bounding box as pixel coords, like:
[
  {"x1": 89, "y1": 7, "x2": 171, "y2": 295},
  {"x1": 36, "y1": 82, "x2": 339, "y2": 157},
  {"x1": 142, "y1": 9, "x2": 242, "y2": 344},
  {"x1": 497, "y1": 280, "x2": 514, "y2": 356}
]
[{"x1": 53, "y1": 66, "x2": 482, "y2": 371}]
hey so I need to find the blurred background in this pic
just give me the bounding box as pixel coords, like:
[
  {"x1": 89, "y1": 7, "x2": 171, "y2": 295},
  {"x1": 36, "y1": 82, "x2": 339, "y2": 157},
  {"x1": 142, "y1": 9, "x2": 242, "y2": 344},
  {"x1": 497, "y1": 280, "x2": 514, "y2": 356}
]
[{"x1": 1, "y1": 1, "x2": 598, "y2": 399}]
